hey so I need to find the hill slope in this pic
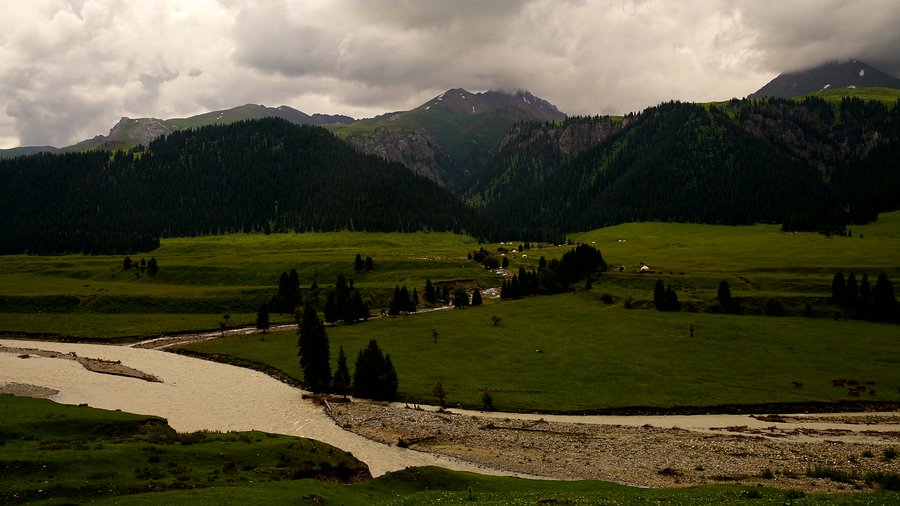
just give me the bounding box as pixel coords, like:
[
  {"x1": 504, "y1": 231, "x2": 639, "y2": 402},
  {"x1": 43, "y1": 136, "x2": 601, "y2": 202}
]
[
  {"x1": 0, "y1": 119, "x2": 497, "y2": 254},
  {"x1": 749, "y1": 60, "x2": 900, "y2": 99},
  {"x1": 334, "y1": 89, "x2": 566, "y2": 190},
  {"x1": 467, "y1": 97, "x2": 900, "y2": 237}
]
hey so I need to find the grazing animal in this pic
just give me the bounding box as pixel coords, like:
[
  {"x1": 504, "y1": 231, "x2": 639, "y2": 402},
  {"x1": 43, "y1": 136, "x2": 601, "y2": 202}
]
[
  {"x1": 848, "y1": 387, "x2": 861, "y2": 397},
  {"x1": 792, "y1": 381, "x2": 804, "y2": 388},
  {"x1": 866, "y1": 380, "x2": 876, "y2": 386},
  {"x1": 832, "y1": 379, "x2": 846, "y2": 387}
]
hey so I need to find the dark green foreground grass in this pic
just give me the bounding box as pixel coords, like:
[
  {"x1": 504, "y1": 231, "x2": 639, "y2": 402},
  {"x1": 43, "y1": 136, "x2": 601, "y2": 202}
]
[{"x1": 3, "y1": 396, "x2": 896, "y2": 505}]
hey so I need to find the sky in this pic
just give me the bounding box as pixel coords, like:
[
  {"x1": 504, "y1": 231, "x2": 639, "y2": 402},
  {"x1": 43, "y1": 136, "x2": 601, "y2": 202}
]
[{"x1": 2, "y1": 0, "x2": 900, "y2": 149}]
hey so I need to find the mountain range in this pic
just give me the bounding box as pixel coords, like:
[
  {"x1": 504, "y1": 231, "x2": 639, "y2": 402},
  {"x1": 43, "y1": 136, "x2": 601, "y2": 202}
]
[
  {"x1": 2, "y1": 60, "x2": 900, "y2": 254},
  {"x1": 748, "y1": 60, "x2": 900, "y2": 99}
]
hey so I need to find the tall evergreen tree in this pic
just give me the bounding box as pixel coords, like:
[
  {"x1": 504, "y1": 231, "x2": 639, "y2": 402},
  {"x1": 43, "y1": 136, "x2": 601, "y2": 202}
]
[
  {"x1": 256, "y1": 303, "x2": 270, "y2": 333},
  {"x1": 332, "y1": 346, "x2": 351, "y2": 395},
  {"x1": 831, "y1": 272, "x2": 847, "y2": 304},
  {"x1": 846, "y1": 272, "x2": 859, "y2": 305},
  {"x1": 860, "y1": 273, "x2": 872, "y2": 311},
  {"x1": 471, "y1": 288, "x2": 483, "y2": 306},
  {"x1": 354, "y1": 253, "x2": 364, "y2": 272},
  {"x1": 424, "y1": 278, "x2": 437, "y2": 304},
  {"x1": 452, "y1": 287, "x2": 470, "y2": 308},
  {"x1": 352, "y1": 339, "x2": 398, "y2": 400},
  {"x1": 665, "y1": 285, "x2": 680, "y2": 312},
  {"x1": 873, "y1": 272, "x2": 898, "y2": 320},
  {"x1": 654, "y1": 279, "x2": 666, "y2": 310},
  {"x1": 298, "y1": 303, "x2": 331, "y2": 392},
  {"x1": 717, "y1": 279, "x2": 732, "y2": 308}
]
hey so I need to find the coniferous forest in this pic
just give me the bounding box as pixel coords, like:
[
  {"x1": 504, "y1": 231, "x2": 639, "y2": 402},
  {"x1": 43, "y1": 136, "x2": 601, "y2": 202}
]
[
  {"x1": 2, "y1": 96, "x2": 899, "y2": 255},
  {"x1": 0, "y1": 119, "x2": 497, "y2": 254}
]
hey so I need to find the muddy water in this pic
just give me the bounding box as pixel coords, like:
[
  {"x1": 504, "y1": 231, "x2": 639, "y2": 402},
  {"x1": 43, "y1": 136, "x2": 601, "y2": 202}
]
[{"x1": 0, "y1": 339, "x2": 518, "y2": 478}]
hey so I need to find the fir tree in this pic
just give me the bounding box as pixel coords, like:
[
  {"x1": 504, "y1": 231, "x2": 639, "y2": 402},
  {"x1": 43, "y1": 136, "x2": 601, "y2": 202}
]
[
  {"x1": 256, "y1": 303, "x2": 270, "y2": 333},
  {"x1": 471, "y1": 288, "x2": 483, "y2": 306},
  {"x1": 332, "y1": 346, "x2": 351, "y2": 395},
  {"x1": 832, "y1": 272, "x2": 846, "y2": 304},
  {"x1": 298, "y1": 303, "x2": 331, "y2": 392},
  {"x1": 654, "y1": 279, "x2": 666, "y2": 310},
  {"x1": 424, "y1": 278, "x2": 437, "y2": 304}
]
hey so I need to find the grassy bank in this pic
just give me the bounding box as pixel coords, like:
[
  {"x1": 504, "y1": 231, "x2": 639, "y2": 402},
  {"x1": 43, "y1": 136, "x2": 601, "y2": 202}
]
[{"x1": 3, "y1": 396, "x2": 896, "y2": 505}]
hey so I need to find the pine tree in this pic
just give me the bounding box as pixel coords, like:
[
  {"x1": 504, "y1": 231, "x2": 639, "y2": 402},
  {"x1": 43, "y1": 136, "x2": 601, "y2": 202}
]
[
  {"x1": 365, "y1": 256, "x2": 374, "y2": 271},
  {"x1": 424, "y1": 278, "x2": 437, "y2": 304},
  {"x1": 873, "y1": 272, "x2": 898, "y2": 320},
  {"x1": 860, "y1": 273, "x2": 872, "y2": 311},
  {"x1": 352, "y1": 339, "x2": 397, "y2": 400},
  {"x1": 298, "y1": 303, "x2": 331, "y2": 392},
  {"x1": 323, "y1": 292, "x2": 338, "y2": 324},
  {"x1": 654, "y1": 279, "x2": 666, "y2": 310},
  {"x1": 471, "y1": 288, "x2": 483, "y2": 306},
  {"x1": 123, "y1": 256, "x2": 133, "y2": 270},
  {"x1": 665, "y1": 285, "x2": 679, "y2": 311},
  {"x1": 354, "y1": 253, "x2": 364, "y2": 272},
  {"x1": 256, "y1": 303, "x2": 270, "y2": 333},
  {"x1": 146, "y1": 257, "x2": 158, "y2": 276},
  {"x1": 452, "y1": 287, "x2": 469, "y2": 308},
  {"x1": 831, "y1": 272, "x2": 846, "y2": 304},
  {"x1": 846, "y1": 272, "x2": 859, "y2": 305},
  {"x1": 717, "y1": 279, "x2": 732, "y2": 310},
  {"x1": 332, "y1": 346, "x2": 351, "y2": 395}
]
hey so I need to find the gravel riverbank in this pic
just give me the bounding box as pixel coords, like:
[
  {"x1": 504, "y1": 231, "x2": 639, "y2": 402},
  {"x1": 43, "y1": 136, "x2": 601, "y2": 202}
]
[{"x1": 328, "y1": 401, "x2": 900, "y2": 492}]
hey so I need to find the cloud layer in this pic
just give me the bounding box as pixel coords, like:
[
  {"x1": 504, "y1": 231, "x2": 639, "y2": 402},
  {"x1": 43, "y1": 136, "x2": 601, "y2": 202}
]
[{"x1": 2, "y1": 0, "x2": 899, "y2": 148}]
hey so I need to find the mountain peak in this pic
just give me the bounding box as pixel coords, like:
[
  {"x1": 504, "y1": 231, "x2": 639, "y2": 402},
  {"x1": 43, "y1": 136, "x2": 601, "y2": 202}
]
[
  {"x1": 749, "y1": 59, "x2": 900, "y2": 99},
  {"x1": 417, "y1": 88, "x2": 565, "y2": 121}
]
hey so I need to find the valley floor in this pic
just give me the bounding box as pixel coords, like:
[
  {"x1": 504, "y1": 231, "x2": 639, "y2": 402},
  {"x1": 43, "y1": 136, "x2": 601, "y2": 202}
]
[{"x1": 328, "y1": 401, "x2": 900, "y2": 493}]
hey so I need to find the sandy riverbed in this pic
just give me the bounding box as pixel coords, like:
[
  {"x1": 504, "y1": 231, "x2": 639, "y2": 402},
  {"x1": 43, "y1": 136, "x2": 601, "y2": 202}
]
[
  {"x1": 0, "y1": 339, "x2": 519, "y2": 478},
  {"x1": 3, "y1": 338, "x2": 899, "y2": 492}
]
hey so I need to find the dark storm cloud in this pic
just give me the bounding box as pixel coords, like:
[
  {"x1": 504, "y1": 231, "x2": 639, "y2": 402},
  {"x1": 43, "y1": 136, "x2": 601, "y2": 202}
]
[{"x1": 2, "y1": 0, "x2": 899, "y2": 148}]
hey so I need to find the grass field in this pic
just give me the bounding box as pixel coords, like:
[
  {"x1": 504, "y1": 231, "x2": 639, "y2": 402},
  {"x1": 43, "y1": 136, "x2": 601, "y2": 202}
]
[
  {"x1": 2, "y1": 213, "x2": 899, "y2": 411},
  {"x1": 3, "y1": 396, "x2": 896, "y2": 505},
  {"x1": 184, "y1": 291, "x2": 900, "y2": 412}
]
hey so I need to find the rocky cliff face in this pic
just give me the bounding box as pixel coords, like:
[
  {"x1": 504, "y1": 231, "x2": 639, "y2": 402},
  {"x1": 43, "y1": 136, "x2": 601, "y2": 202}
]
[
  {"x1": 108, "y1": 117, "x2": 175, "y2": 147},
  {"x1": 499, "y1": 116, "x2": 625, "y2": 156},
  {"x1": 346, "y1": 127, "x2": 449, "y2": 185}
]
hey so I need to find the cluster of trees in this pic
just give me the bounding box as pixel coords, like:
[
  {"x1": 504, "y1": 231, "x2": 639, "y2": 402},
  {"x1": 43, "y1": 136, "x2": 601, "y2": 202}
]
[
  {"x1": 469, "y1": 247, "x2": 504, "y2": 270},
  {"x1": 323, "y1": 274, "x2": 369, "y2": 324},
  {"x1": 500, "y1": 244, "x2": 608, "y2": 299},
  {"x1": 271, "y1": 269, "x2": 302, "y2": 313},
  {"x1": 832, "y1": 271, "x2": 899, "y2": 322},
  {"x1": 653, "y1": 279, "x2": 680, "y2": 311},
  {"x1": 423, "y1": 278, "x2": 450, "y2": 305},
  {"x1": 388, "y1": 285, "x2": 418, "y2": 315},
  {"x1": 123, "y1": 256, "x2": 158, "y2": 276},
  {"x1": 297, "y1": 303, "x2": 397, "y2": 400},
  {"x1": 354, "y1": 254, "x2": 374, "y2": 272},
  {"x1": 0, "y1": 118, "x2": 501, "y2": 255}
]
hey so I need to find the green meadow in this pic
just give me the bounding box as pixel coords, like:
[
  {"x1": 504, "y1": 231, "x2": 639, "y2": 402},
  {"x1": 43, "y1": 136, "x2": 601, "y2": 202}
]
[
  {"x1": 2, "y1": 212, "x2": 899, "y2": 411},
  {"x1": 184, "y1": 292, "x2": 900, "y2": 412},
  {"x1": 3, "y1": 396, "x2": 896, "y2": 505}
]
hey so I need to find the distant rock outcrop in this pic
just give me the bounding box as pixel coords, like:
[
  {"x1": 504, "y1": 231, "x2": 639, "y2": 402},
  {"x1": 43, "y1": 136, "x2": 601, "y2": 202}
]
[{"x1": 347, "y1": 127, "x2": 449, "y2": 185}]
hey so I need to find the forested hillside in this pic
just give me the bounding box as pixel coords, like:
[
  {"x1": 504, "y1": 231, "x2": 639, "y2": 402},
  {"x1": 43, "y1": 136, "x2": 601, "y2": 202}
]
[
  {"x1": 0, "y1": 119, "x2": 497, "y2": 254},
  {"x1": 468, "y1": 97, "x2": 900, "y2": 236}
]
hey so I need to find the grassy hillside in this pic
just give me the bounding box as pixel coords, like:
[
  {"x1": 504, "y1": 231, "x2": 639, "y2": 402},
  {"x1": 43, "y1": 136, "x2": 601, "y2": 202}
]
[
  {"x1": 2, "y1": 396, "x2": 895, "y2": 504},
  {"x1": 807, "y1": 87, "x2": 900, "y2": 104}
]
